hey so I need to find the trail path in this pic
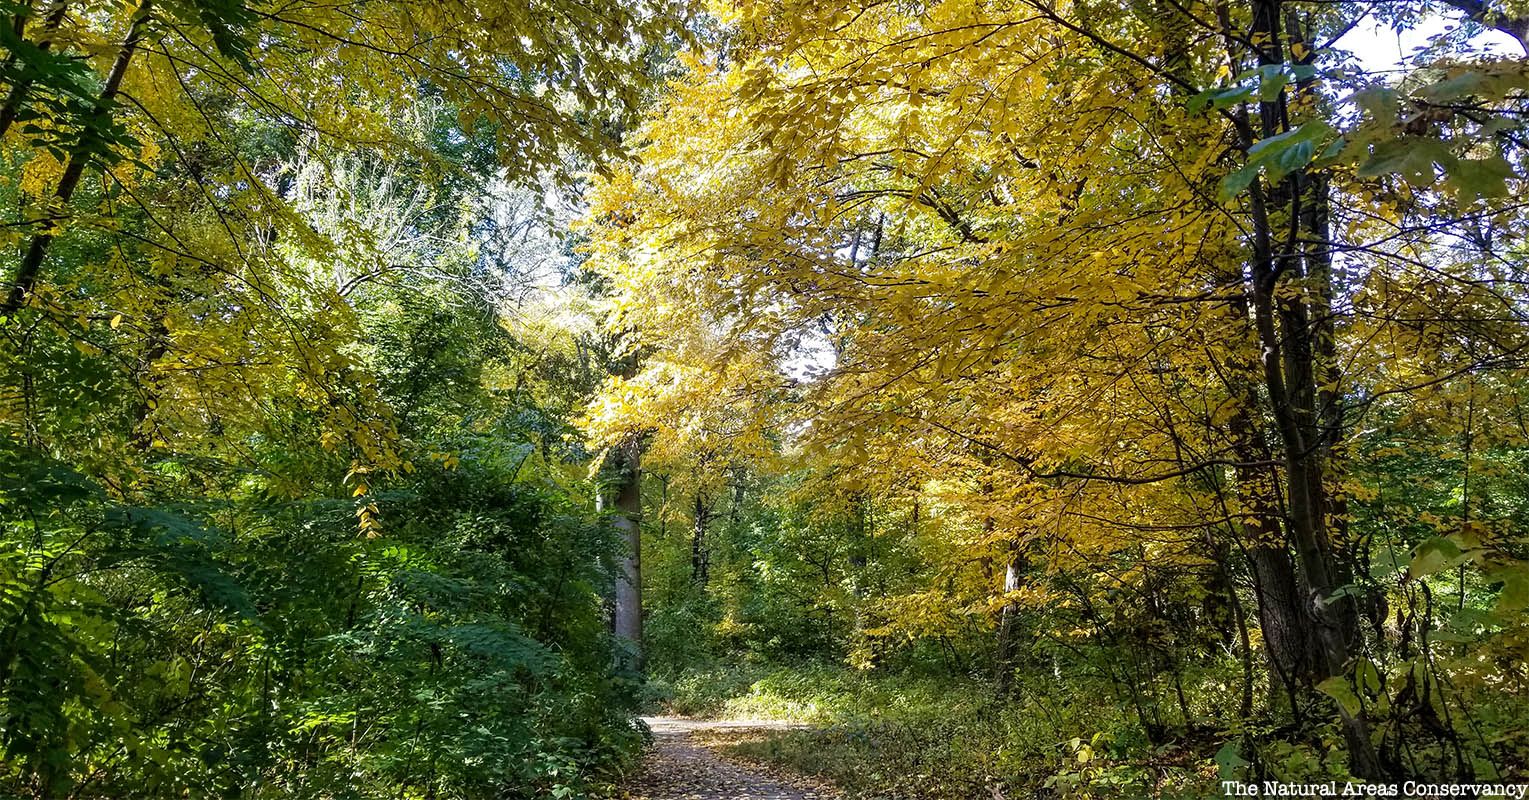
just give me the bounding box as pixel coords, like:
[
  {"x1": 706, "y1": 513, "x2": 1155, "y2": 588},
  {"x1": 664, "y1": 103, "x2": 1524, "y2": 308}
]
[{"x1": 624, "y1": 717, "x2": 839, "y2": 800}]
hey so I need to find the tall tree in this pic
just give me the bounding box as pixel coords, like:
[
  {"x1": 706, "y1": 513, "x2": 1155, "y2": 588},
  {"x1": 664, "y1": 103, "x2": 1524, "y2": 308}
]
[{"x1": 586, "y1": 0, "x2": 1529, "y2": 778}]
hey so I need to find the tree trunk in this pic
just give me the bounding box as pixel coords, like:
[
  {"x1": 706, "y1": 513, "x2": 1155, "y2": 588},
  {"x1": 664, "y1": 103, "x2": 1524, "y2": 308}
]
[
  {"x1": 604, "y1": 441, "x2": 643, "y2": 667},
  {"x1": 1241, "y1": 0, "x2": 1380, "y2": 777},
  {"x1": 1226, "y1": 388, "x2": 1322, "y2": 712},
  {"x1": 995, "y1": 544, "x2": 1026, "y2": 696},
  {"x1": 1247, "y1": 540, "x2": 1318, "y2": 704},
  {"x1": 1219, "y1": 235, "x2": 1322, "y2": 722},
  {"x1": 690, "y1": 492, "x2": 710, "y2": 585}
]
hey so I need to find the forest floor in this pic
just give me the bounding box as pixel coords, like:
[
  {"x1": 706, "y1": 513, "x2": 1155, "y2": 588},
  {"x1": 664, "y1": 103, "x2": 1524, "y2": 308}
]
[{"x1": 623, "y1": 717, "x2": 841, "y2": 800}]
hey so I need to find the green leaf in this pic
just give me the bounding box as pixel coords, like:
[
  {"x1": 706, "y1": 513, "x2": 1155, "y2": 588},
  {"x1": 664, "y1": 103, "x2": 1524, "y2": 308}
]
[
  {"x1": 1355, "y1": 659, "x2": 1382, "y2": 694},
  {"x1": 1220, "y1": 163, "x2": 1262, "y2": 199},
  {"x1": 1319, "y1": 135, "x2": 1347, "y2": 161},
  {"x1": 1289, "y1": 63, "x2": 1320, "y2": 82},
  {"x1": 1215, "y1": 743, "x2": 1249, "y2": 782},
  {"x1": 1188, "y1": 85, "x2": 1254, "y2": 114},
  {"x1": 1358, "y1": 137, "x2": 1454, "y2": 185},
  {"x1": 1325, "y1": 583, "x2": 1365, "y2": 602},
  {"x1": 1275, "y1": 139, "x2": 1315, "y2": 173},
  {"x1": 1370, "y1": 544, "x2": 1407, "y2": 581},
  {"x1": 1316, "y1": 675, "x2": 1362, "y2": 717},
  {"x1": 1481, "y1": 116, "x2": 1525, "y2": 137},
  {"x1": 1408, "y1": 536, "x2": 1465, "y2": 580},
  {"x1": 1416, "y1": 70, "x2": 1492, "y2": 102},
  {"x1": 1351, "y1": 87, "x2": 1399, "y2": 121},
  {"x1": 1444, "y1": 155, "x2": 1514, "y2": 199},
  {"x1": 1489, "y1": 564, "x2": 1529, "y2": 612},
  {"x1": 1222, "y1": 120, "x2": 1335, "y2": 197},
  {"x1": 1252, "y1": 121, "x2": 1334, "y2": 157},
  {"x1": 1257, "y1": 64, "x2": 1289, "y2": 101}
]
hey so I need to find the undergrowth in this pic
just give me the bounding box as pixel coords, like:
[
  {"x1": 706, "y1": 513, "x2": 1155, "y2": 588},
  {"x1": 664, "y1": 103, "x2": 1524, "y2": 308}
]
[
  {"x1": 647, "y1": 662, "x2": 1224, "y2": 798},
  {"x1": 652, "y1": 659, "x2": 1529, "y2": 799}
]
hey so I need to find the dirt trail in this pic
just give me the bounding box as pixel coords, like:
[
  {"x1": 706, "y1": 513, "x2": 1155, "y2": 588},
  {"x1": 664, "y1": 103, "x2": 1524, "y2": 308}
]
[{"x1": 623, "y1": 717, "x2": 838, "y2": 800}]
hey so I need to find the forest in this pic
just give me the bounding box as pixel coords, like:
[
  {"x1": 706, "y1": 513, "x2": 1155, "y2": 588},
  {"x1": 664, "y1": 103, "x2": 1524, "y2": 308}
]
[{"x1": 1, "y1": 0, "x2": 1527, "y2": 798}]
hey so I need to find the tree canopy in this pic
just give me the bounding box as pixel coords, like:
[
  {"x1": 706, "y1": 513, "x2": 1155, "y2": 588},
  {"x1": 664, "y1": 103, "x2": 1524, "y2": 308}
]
[
  {"x1": 5, "y1": 0, "x2": 1529, "y2": 797},
  {"x1": 585, "y1": 0, "x2": 1529, "y2": 789}
]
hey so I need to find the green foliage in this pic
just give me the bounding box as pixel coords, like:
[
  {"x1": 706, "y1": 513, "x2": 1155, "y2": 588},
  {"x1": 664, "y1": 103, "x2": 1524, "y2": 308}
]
[
  {"x1": 0, "y1": 0, "x2": 686, "y2": 793},
  {"x1": 0, "y1": 329, "x2": 643, "y2": 798},
  {"x1": 697, "y1": 664, "x2": 1221, "y2": 799}
]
